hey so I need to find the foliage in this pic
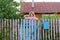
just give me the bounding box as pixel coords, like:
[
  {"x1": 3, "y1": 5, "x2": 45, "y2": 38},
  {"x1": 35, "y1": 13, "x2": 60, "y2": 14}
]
[
  {"x1": 17, "y1": 12, "x2": 24, "y2": 19},
  {"x1": 0, "y1": 0, "x2": 20, "y2": 19},
  {"x1": 42, "y1": 12, "x2": 58, "y2": 19}
]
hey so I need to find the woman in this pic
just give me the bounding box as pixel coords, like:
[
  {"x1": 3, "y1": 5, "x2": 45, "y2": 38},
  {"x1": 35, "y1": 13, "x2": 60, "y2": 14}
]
[{"x1": 28, "y1": 11, "x2": 38, "y2": 40}]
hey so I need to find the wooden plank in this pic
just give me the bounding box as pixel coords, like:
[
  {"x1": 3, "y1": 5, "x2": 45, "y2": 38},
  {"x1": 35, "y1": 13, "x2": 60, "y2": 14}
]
[
  {"x1": 33, "y1": 20, "x2": 36, "y2": 40},
  {"x1": 29, "y1": 19, "x2": 31, "y2": 40},
  {"x1": 17, "y1": 19, "x2": 20, "y2": 40},
  {"x1": 23, "y1": 19, "x2": 25, "y2": 40},
  {"x1": 38, "y1": 20, "x2": 40, "y2": 40},
  {"x1": 25, "y1": 19, "x2": 29, "y2": 40},
  {"x1": 20, "y1": 19, "x2": 23, "y2": 40}
]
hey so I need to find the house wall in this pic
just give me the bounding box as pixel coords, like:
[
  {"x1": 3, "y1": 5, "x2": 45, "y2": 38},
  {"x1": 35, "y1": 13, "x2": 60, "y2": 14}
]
[
  {"x1": 35, "y1": 13, "x2": 52, "y2": 19},
  {"x1": 58, "y1": 14, "x2": 60, "y2": 17},
  {"x1": 35, "y1": 13, "x2": 42, "y2": 19}
]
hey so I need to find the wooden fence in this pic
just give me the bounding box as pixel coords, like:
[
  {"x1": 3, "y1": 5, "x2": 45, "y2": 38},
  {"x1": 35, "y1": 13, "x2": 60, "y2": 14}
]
[{"x1": 0, "y1": 18, "x2": 60, "y2": 40}]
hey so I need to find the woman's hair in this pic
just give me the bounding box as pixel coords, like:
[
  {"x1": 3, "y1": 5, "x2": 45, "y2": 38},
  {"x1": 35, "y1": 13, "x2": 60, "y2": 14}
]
[{"x1": 29, "y1": 11, "x2": 35, "y2": 17}]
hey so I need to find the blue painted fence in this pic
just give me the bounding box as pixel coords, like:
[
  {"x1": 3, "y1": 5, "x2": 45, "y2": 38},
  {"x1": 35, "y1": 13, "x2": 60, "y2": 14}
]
[{"x1": 20, "y1": 19, "x2": 40, "y2": 40}]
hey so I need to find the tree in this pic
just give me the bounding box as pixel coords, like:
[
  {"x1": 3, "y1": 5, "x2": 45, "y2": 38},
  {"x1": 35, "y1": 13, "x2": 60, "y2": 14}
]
[{"x1": 0, "y1": 0, "x2": 20, "y2": 19}]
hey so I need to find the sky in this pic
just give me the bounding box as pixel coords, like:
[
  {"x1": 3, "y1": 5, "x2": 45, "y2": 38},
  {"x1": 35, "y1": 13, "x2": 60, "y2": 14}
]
[{"x1": 15, "y1": 0, "x2": 60, "y2": 2}]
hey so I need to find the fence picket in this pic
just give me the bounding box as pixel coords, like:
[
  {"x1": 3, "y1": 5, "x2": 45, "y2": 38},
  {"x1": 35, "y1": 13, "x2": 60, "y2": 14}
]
[
  {"x1": 17, "y1": 19, "x2": 19, "y2": 40},
  {"x1": 23, "y1": 19, "x2": 25, "y2": 40},
  {"x1": 38, "y1": 20, "x2": 40, "y2": 40},
  {"x1": 10, "y1": 19, "x2": 11, "y2": 40},
  {"x1": 29, "y1": 19, "x2": 31, "y2": 40},
  {"x1": 51, "y1": 18, "x2": 53, "y2": 40},
  {"x1": 20, "y1": 19, "x2": 23, "y2": 40},
  {"x1": 43, "y1": 19, "x2": 44, "y2": 40},
  {"x1": 33, "y1": 20, "x2": 36, "y2": 40},
  {"x1": 25, "y1": 19, "x2": 29, "y2": 40},
  {"x1": 59, "y1": 19, "x2": 60, "y2": 40}
]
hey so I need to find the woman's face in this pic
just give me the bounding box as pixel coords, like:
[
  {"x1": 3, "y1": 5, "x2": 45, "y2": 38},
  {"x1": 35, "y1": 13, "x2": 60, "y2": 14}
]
[{"x1": 29, "y1": 11, "x2": 35, "y2": 17}]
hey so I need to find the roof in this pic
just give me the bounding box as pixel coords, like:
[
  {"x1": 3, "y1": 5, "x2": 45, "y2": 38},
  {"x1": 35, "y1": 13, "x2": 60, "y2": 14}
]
[{"x1": 21, "y1": 2, "x2": 60, "y2": 13}]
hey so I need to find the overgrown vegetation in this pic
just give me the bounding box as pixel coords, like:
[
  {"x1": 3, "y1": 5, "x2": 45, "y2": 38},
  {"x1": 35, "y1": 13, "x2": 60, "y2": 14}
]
[
  {"x1": 0, "y1": 0, "x2": 24, "y2": 19},
  {"x1": 42, "y1": 12, "x2": 58, "y2": 19}
]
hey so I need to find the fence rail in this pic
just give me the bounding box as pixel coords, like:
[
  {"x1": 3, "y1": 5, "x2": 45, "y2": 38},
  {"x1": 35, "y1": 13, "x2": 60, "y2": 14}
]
[{"x1": 0, "y1": 18, "x2": 60, "y2": 40}]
